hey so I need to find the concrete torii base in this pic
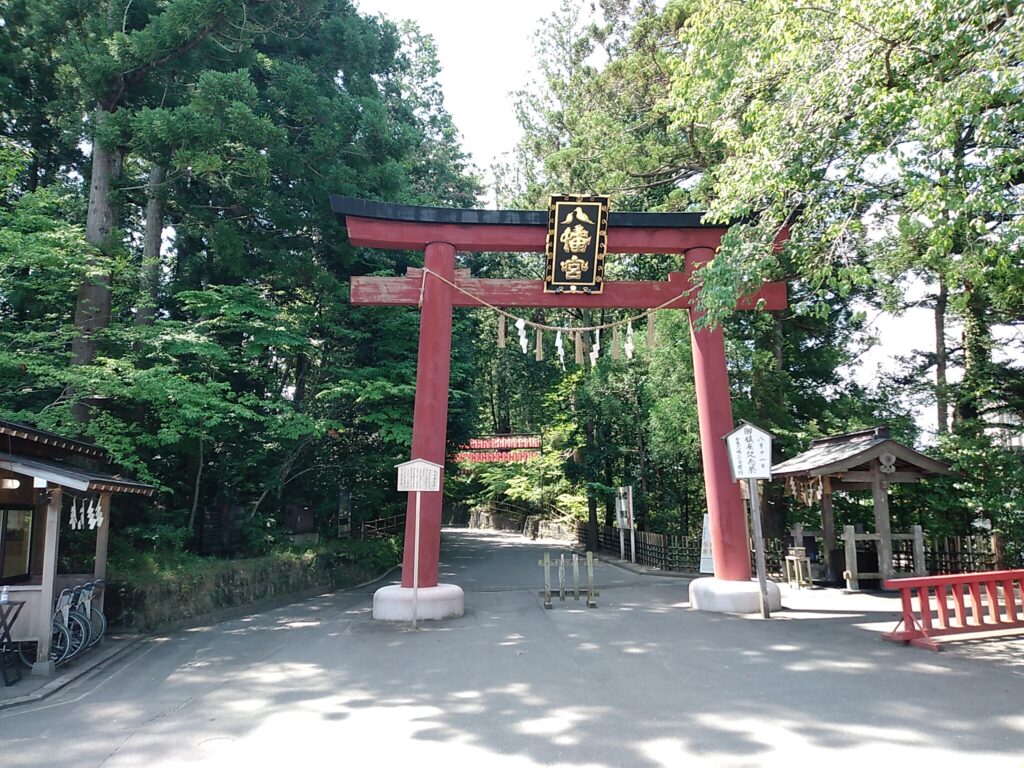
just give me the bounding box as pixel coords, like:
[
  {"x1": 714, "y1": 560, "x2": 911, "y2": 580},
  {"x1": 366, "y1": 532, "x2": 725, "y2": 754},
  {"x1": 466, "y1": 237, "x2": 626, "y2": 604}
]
[
  {"x1": 690, "y1": 577, "x2": 782, "y2": 614},
  {"x1": 372, "y1": 583, "x2": 465, "y2": 621}
]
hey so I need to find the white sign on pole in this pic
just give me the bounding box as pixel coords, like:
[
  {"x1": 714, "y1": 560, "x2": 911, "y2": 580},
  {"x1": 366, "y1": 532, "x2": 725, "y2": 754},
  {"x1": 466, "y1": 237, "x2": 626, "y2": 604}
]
[
  {"x1": 395, "y1": 458, "x2": 442, "y2": 630},
  {"x1": 616, "y1": 487, "x2": 634, "y2": 530},
  {"x1": 699, "y1": 513, "x2": 714, "y2": 574},
  {"x1": 724, "y1": 421, "x2": 773, "y2": 481},
  {"x1": 723, "y1": 421, "x2": 774, "y2": 619},
  {"x1": 396, "y1": 458, "x2": 442, "y2": 492}
]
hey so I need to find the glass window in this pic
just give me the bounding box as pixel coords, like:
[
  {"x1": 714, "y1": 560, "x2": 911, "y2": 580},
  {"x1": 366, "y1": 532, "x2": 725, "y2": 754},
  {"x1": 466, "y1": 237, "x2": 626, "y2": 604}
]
[{"x1": 1, "y1": 508, "x2": 33, "y2": 581}]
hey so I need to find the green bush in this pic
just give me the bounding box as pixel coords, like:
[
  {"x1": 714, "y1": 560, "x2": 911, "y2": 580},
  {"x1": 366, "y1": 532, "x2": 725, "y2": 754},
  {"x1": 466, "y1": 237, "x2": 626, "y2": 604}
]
[{"x1": 106, "y1": 537, "x2": 401, "y2": 631}]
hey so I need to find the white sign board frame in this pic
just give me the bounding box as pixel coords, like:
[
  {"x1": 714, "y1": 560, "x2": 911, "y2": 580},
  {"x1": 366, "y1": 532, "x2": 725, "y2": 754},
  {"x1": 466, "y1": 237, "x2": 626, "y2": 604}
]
[
  {"x1": 723, "y1": 421, "x2": 774, "y2": 619},
  {"x1": 396, "y1": 458, "x2": 442, "y2": 493},
  {"x1": 724, "y1": 421, "x2": 773, "y2": 481},
  {"x1": 395, "y1": 457, "x2": 443, "y2": 628}
]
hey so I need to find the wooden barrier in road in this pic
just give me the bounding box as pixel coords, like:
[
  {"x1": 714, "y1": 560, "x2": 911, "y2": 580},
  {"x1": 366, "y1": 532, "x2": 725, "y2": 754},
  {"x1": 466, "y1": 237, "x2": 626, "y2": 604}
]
[{"x1": 882, "y1": 569, "x2": 1024, "y2": 651}]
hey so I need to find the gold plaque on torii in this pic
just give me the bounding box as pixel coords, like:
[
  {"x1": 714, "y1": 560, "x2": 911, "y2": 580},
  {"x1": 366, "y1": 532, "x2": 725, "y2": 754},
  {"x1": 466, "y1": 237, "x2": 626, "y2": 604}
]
[{"x1": 544, "y1": 194, "x2": 609, "y2": 294}]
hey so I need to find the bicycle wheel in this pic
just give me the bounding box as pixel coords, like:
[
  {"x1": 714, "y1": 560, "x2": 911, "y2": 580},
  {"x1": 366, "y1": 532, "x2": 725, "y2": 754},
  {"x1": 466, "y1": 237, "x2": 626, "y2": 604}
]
[
  {"x1": 50, "y1": 622, "x2": 72, "y2": 664},
  {"x1": 70, "y1": 608, "x2": 93, "y2": 650},
  {"x1": 86, "y1": 606, "x2": 107, "y2": 648},
  {"x1": 64, "y1": 612, "x2": 90, "y2": 661},
  {"x1": 19, "y1": 623, "x2": 72, "y2": 666}
]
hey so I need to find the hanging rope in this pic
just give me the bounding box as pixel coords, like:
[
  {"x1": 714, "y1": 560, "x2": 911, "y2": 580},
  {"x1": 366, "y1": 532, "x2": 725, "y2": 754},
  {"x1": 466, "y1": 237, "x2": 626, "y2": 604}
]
[{"x1": 419, "y1": 267, "x2": 692, "y2": 335}]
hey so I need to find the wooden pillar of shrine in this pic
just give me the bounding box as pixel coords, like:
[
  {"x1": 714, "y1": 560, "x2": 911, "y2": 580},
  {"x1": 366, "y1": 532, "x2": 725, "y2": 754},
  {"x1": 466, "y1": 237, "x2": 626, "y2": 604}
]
[
  {"x1": 688, "y1": 313, "x2": 751, "y2": 581},
  {"x1": 402, "y1": 242, "x2": 456, "y2": 589}
]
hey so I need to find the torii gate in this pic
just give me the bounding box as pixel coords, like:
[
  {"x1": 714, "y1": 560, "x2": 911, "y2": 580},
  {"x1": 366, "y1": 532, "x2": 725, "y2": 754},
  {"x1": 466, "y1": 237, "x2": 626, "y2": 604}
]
[{"x1": 332, "y1": 196, "x2": 787, "y2": 618}]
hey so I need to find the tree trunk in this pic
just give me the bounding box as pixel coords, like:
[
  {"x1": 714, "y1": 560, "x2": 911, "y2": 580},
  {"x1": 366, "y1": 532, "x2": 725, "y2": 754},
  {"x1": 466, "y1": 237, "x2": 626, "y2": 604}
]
[
  {"x1": 603, "y1": 456, "x2": 616, "y2": 527},
  {"x1": 956, "y1": 287, "x2": 991, "y2": 428},
  {"x1": 187, "y1": 435, "x2": 204, "y2": 533},
  {"x1": 586, "y1": 491, "x2": 599, "y2": 553},
  {"x1": 136, "y1": 164, "x2": 166, "y2": 326},
  {"x1": 934, "y1": 276, "x2": 949, "y2": 434},
  {"x1": 72, "y1": 122, "x2": 120, "y2": 367}
]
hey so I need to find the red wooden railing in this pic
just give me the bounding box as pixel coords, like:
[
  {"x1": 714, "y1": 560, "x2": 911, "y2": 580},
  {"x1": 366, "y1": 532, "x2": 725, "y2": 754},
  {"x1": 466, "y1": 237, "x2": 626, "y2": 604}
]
[{"x1": 882, "y1": 570, "x2": 1024, "y2": 651}]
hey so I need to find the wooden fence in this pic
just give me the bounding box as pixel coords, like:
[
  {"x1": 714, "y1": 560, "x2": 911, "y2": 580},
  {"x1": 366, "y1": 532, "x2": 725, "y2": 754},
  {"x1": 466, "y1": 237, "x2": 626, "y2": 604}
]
[
  {"x1": 359, "y1": 513, "x2": 405, "y2": 539},
  {"x1": 586, "y1": 525, "x2": 704, "y2": 572},
  {"x1": 582, "y1": 522, "x2": 1001, "y2": 582}
]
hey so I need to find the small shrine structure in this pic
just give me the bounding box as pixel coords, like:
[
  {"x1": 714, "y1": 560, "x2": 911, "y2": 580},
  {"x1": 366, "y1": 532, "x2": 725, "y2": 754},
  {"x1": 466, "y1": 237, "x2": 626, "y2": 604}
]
[
  {"x1": 0, "y1": 419, "x2": 152, "y2": 675},
  {"x1": 771, "y1": 426, "x2": 951, "y2": 582}
]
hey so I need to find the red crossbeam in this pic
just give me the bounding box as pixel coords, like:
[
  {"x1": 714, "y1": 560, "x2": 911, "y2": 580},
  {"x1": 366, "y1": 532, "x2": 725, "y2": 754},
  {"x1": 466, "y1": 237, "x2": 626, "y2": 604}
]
[
  {"x1": 882, "y1": 570, "x2": 1024, "y2": 651},
  {"x1": 351, "y1": 270, "x2": 787, "y2": 311},
  {"x1": 344, "y1": 215, "x2": 726, "y2": 254}
]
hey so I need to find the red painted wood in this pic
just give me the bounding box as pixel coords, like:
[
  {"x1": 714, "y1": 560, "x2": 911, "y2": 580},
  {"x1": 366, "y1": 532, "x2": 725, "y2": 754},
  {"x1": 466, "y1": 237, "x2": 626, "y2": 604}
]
[
  {"x1": 1004, "y1": 578, "x2": 1018, "y2": 623},
  {"x1": 882, "y1": 570, "x2": 1024, "y2": 650},
  {"x1": 347, "y1": 209, "x2": 788, "y2": 593},
  {"x1": 345, "y1": 216, "x2": 727, "y2": 255},
  {"x1": 953, "y1": 585, "x2": 967, "y2": 626},
  {"x1": 401, "y1": 242, "x2": 456, "y2": 589},
  {"x1": 968, "y1": 582, "x2": 984, "y2": 624},
  {"x1": 986, "y1": 580, "x2": 1000, "y2": 623},
  {"x1": 352, "y1": 272, "x2": 788, "y2": 311},
  {"x1": 917, "y1": 587, "x2": 932, "y2": 632},
  {"x1": 688, "y1": 311, "x2": 752, "y2": 581},
  {"x1": 936, "y1": 584, "x2": 951, "y2": 628}
]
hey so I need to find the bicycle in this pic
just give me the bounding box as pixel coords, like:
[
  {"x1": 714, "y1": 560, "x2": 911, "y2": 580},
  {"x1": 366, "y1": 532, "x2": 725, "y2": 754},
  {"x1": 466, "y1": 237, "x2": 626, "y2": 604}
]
[
  {"x1": 76, "y1": 580, "x2": 107, "y2": 649},
  {"x1": 55, "y1": 586, "x2": 92, "y2": 660},
  {"x1": 16, "y1": 621, "x2": 72, "y2": 667}
]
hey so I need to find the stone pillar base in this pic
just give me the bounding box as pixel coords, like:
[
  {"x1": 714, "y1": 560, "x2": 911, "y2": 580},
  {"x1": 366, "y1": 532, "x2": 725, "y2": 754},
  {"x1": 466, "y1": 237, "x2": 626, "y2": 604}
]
[
  {"x1": 372, "y1": 584, "x2": 464, "y2": 621},
  {"x1": 689, "y1": 577, "x2": 782, "y2": 614},
  {"x1": 31, "y1": 659, "x2": 55, "y2": 677}
]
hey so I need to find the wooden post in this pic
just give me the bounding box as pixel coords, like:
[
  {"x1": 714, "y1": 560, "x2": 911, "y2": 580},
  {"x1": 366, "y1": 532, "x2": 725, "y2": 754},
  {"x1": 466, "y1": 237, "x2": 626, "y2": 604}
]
[
  {"x1": 871, "y1": 463, "x2": 894, "y2": 581},
  {"x1": 540, "y1": 552, "x2": 552, "y2": 609},
  {"x1": 748, "y1": 479, "x2": 771, "y2": 619},
  {"x1": 992, "y1": 531, "x2": 1006, "y2": 571},
  {"x1": 586, "y1": 551, "x2": 597, "y2": 608},
  {"x1": 94, "y1": 492, "x2": 112, "y2": 613},
  {"x1": 558, "y1": 553, "x2": 566, "y2": 601},
  {"x1": 33, "y1": 485, "x2": 62, "y2": 676},
  {"x1": 912, "y1": 524, "x2": 927, "y2": 576},
  {"x1": 402, "y1": 242, "x2": 455, "y2": 589},
  {"x1": 790, "y1": 523, "x2": 804, "y2": 550},
  {"x1": 843, "y1": 525, "x2": 859, "y2": 591},
  {"x1": 688, "y1": 311, "x2": 751, "y2": 581},
  {"x1": 573, "y1": 553, "x2": 580, "y2": 601},
  {"x1": 820, "y1": 476, "x2": 837, "y2": 582}
]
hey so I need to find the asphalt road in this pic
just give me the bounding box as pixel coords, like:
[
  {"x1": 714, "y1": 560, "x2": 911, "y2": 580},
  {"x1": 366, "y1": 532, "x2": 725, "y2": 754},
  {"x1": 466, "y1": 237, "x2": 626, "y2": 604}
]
[{"x1": 1, "y1": 528, "x2": 1022, "y2": 767}]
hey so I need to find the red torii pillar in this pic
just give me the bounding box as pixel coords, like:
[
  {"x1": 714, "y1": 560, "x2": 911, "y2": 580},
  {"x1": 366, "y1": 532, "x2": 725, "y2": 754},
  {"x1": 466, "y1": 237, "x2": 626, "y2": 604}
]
[{"x1": 332, "y1": 197, "x2": 787, "y2": 617}]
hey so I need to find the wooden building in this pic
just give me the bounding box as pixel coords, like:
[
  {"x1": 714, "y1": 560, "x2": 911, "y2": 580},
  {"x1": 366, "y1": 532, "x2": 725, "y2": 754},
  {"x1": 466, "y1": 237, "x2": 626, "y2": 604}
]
[
  {"x1": 771, "y1": 426, "x2": 951, "y2": 583},
  {"x1": 0, "y1": 419, "x2": 152, "y2": 675}
]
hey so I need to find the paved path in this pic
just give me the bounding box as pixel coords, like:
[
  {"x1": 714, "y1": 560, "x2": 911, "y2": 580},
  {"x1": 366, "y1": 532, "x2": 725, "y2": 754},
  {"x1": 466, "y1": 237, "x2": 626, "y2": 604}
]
[{"x1": 1, "y1": 528, "x2": 1022, "y2": 766}]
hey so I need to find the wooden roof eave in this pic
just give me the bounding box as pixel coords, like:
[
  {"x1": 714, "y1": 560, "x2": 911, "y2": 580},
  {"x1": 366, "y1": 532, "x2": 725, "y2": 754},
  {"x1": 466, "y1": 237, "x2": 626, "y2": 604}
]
[
  {"x1": 0, "y1": 455, "x2": 154, "y2": 496},
  {"x1": 773, "y1": 440, "x2": 951, "y2": 479}
]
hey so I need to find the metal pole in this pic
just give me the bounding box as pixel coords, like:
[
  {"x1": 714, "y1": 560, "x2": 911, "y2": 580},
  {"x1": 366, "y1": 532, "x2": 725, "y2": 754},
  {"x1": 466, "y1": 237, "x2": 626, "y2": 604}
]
[
  {"x1": 412, "y1": 490, "x2": 421, "y2": 629},
  {"x1": 747, "y1": 479, "x2": 770, "y2": 619}
]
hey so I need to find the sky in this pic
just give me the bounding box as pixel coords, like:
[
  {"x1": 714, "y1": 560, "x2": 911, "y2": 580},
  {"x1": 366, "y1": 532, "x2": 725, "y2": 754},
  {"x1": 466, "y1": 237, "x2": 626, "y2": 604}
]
[
  {"x1": 353, "y1": 1, "x2": 993, "y2": 442},
  {"x1": 358, "y1": 0, "x2": 555, "y2": 178}
]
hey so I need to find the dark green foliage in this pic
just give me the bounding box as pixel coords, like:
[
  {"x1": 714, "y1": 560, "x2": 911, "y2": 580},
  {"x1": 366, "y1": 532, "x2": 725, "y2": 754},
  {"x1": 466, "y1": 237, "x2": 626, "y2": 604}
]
[{"x1": 0, "y1": 3, "x2": 477, "y2": 553}]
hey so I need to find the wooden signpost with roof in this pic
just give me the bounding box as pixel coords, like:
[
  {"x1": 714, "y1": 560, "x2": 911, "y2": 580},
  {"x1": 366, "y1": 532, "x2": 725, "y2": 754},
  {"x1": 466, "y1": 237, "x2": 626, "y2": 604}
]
[{"x1": 333, "y1": 195, "x2": 788, "y2": 618}]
